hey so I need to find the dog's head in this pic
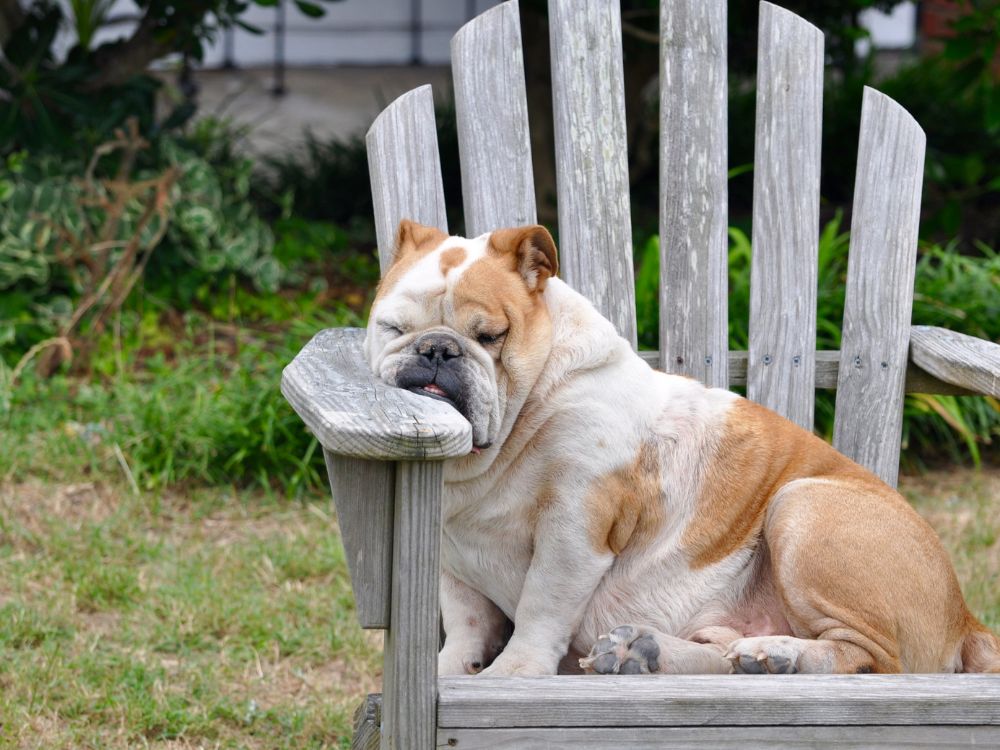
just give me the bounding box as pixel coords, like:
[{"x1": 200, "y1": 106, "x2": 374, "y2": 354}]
[{"x1": 364, "y1": 219, "x2": 558, "y2": 451}]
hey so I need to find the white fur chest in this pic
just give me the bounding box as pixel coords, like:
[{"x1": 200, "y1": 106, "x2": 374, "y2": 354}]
[{"x1": 440, "y1": 477, "x2": 538, "y2": 619}]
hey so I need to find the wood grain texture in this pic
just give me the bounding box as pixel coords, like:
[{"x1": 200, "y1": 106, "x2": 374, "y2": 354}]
[
  {"x1": 549, "y1": 0, "x2": 636, "y2": 348},
  {"x1": 366, "y1": 85, "x2": 448, "y2": 273},
  {"x1": 833, "y1": 88, "x2": 926, "y2": 488},
  {"x1": 658, "y1": 0, "x2": 729, "y2": 387},
  {"x1": 635, "y1": 350, "x2": 973, "y2": 394},
  {"x1": 352, "y1": 694, "x2": 382, "y2": 750},
  {"x1": 910, "y1": 325, "x2": 1000, "y2": 398},
  {"x1": 438, "y1": 674, "x2": 1000, "y2": 728},
  {"x1": 324, "y1": 452, "x2": 393, "y2": 629},
  {"x1": 747, "y1": 2, "x2": 824, "y2": 429},
  {"x1": 452, "y1": 0, "x2": 536, "y2": 236},
  {"x1": 281, "y1": 327, "x2": 472, "y2": 460},
  {"x1": 437, "y1": 726, "x2": 1000, "y2": 749},
  {"x1": 382, "y1": 462, "x2": 443, "y2": 750}
]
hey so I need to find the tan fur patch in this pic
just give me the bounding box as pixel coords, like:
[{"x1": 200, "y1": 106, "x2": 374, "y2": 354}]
[
  {"x1": 528, "y1": 482, "x2": 558, "y2": 528},
  {"x1": 683, "y1": 398, "x2": 876, "y2": 569},
  {"x1": 587, "y1": 441, "x2": 667, "y2": 556},
  {"x1": 487, "y1": 225, "x2": 558, "y2": 292},
  {"x1": 439, "y1": 246, "x2": 467, "y2": 276},
  {"x1": 374, "y1": 221, "x2": 448, "y2": 303},
  {"x1": 962, "y1": 623, "x2": 1000, "y2": 673},
  {"x1": 453, "y1": 255, "x2": 552, "y2": 405},
  {"x1": 452, "y1": 256, "x2": 527, "y2": 325}
]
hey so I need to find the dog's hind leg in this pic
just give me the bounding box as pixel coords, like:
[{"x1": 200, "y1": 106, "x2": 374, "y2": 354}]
[
  {"x1": 579, "y1": 624, "x2": 735, "y2": 674},
  {"x1": 754, "y1": 476, "x2": 976, "y2": 674}
]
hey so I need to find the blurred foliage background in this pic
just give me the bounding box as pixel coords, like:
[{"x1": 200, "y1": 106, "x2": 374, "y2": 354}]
[{"x1": 0, "y1": 0, "x2": 998, "y2": 497}]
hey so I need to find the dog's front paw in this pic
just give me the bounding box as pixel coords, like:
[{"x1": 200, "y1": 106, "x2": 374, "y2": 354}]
[
  {"x1": 438, "y1": 648, "x2": 485, "y2": 676},
  {"x1": 439, "y1": 638, "x2": 500, "y2": 675},
  {"x1": 579, "y1": 625, "x2": 660, "y2": 675},
  {"x1": 479, "y1": 648, "x2": 554, "y2": 676},
  {"x1": 725, "y1": 636, "x2": 802, "y2": 674}
]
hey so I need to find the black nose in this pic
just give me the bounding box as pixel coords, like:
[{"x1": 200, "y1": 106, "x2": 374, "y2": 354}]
[{"x1": 415, "y1": 334, "x2": 463, "y2": 365}]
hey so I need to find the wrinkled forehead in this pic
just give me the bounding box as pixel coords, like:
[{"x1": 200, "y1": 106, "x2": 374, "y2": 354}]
[{"x1": 374, "y1": 233, "x2": 489, "y2": 321}]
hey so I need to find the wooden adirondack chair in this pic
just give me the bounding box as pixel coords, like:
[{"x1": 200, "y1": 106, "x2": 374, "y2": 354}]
[{"x1": 281, "y1": 1, "x2": 1000, "y2": 747}]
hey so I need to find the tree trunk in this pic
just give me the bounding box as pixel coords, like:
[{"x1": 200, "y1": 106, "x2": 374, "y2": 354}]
[{"x1": 85, "y1": 15, "x2": 176, "y2": 90}]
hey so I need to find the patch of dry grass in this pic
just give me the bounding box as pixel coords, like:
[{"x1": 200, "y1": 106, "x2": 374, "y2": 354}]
[
  {"x1": 900, "y1": 466, "x2": 1000, "y2": 631},
  {"x1": 0, "y1": 481, "x2": 381, "y2": 749}
]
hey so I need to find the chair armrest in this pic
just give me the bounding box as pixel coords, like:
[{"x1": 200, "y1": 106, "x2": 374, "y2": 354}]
[
  {"x1": 910, "y1": 326, "x2": 1000, "y2": 398},
  {"x1": 281, "y1": 327, "x2": 473, "y2": 460}
]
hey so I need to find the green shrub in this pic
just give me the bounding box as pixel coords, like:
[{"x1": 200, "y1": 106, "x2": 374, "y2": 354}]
[
  {"x1": 257, "y1": 98, "x2": 465, "y2": 235},
  {"x1": 150, "y1": 126, "x2": 282, "y2": 292},
  {"x1": 635, "y1": 217, "x2": 1000, "y2": 464},
  {"x1": 0, "y1": 119, "x2": 284, "y2": 362},
  {"x1": 0, "y1": 305, "x2": 360, "y2": 494}
]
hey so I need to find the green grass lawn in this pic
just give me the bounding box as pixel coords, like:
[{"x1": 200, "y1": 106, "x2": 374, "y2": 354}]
[
  {"x1": 0, "y1": 481, "x2": 380, "y2": 748},
  {"x1": 0, "y1": 467, "x2": 996, "y2": 748}
]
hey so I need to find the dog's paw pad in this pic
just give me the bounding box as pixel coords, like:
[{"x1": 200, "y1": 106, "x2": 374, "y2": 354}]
[
  {"x1": 726, "y1": 636, "x2": 801, "y2": 675},
  {"x1": 737, "y1": 653, "x2": 767, "y2": 674},
  {"x1": 580, "y1": 626, "x2": 660, "y2": 675}
]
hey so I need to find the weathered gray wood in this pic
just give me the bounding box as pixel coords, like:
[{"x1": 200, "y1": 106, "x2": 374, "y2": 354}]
[
  {"x1": 281, "y1": 328, "x2": 472, "y2": 460},
  {"x1": 382, "y1": 461, "x2": 443, "y2": 750},
  {"x1": 658, "y1": 0, "x2": 729, "y2": 387},
  {"x1": 833, "y1": 88, "x2": 927, "y2": 488},
  {"x1": 352, "y1": 694, "x2": 382, "y2": 750},
  {"x1": 437, "y1": 726, "x2": 1000, "y2": 749},
  {"x1": 437, "y1": 674, "x2": 1000, "y2": 728},
  {"x1": 452, "y1": 0, "x2": 536, "y2": 236},
  {"x1": 635, "y1": 349, "x2": 973, "y2": 395},
  {"x1": 910, "y1": 325, "x2": 1000, "y2": 398},
  {"x1": 366, "y1": 85, "x2": 448, "y2": 273},
  {"x1": 549, "y1": 0, "x2": 636, "y2": 348},
  {"x1": 325, "y1": 453, "x2": 393, "y2": 629},
  {"x1": 747, "y1": 3, "x2": 824, "y2": 430}
]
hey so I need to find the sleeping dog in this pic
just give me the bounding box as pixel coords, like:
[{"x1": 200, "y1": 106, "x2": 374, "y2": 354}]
[{"x1": 363, "y1": 219, "x2": 1000, "y2": 676}]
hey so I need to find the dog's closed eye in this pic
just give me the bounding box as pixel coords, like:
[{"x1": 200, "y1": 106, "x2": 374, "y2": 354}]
[
  {"x1": 476, "y1": 329, "x2": 508, "y2": 347},
  {"x1": 379, "y1": 321, "x2": 405, "y2": 336}
]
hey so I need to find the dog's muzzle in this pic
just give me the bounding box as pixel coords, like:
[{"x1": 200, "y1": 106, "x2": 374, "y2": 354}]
[{"x1": 396, "y1": 332, "x2": 468, "y2": 412}]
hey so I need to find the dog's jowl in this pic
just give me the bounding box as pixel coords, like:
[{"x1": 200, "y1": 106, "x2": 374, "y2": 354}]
[{"x1": 364, "y1": 219, "x2": 1000, "y2": 677}]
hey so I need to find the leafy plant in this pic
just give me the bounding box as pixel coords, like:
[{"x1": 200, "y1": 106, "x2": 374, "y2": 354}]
[
  {"x1": 158, "y1": 131, "x2": 281, "y2": 294},
  {"x1": 635, "y1": 217, "x2": 1000, "y2": 463},
  {"x1": 0, "y1": 119, "x2": 284, "y2": 368},
  {"x1": 0, "y1": 0, "x2": 342, "y2": 154},
  {"x1": 257, "y1": 97, "x2": 465, "y2": 236},
  {"x1": 0, "y1": 304, "x2": 360, "y2": 493}
]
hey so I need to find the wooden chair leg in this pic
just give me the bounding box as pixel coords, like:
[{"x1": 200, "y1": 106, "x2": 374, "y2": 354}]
[
  {"x1": 352, "y1": 693, "x2": 382, "y2": 750},
  {"x1": 381, "y1": 461, "x2": 443, "y2": 750}
]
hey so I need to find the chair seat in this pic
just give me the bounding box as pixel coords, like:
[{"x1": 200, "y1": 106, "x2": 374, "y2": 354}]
[{"x1": 435, "y1": 674, "x2": 1000, "y2": 747}]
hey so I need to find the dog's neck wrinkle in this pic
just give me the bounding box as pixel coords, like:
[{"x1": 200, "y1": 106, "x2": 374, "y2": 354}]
[
  {"x1": 442, "y1": 279, "x2": 633, "y2": 490},
  {"x1": 443, "y1": 327, "x2": 555, "y2": 487},
  {"x1": 542, "y1": 278, "x2": 631, "y2": 375}
]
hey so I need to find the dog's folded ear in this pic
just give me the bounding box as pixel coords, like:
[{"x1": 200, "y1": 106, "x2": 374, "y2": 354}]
[
  {"x1": 488, "y1": 225, "x2": 559, "y2": 293},
  {"x1": 394, "y1": 219, "x2": 447, "y2": 264}
]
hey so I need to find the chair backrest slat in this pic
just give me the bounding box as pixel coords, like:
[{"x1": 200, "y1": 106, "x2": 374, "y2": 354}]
[
  {"x1": 747, "y1": 2, "x2": 824, "y2": 430},
  {"x1": 452, "y1": 0, "x2": 536, "y2": 236},
  {"x1": 658, "y1": 0, "x2": 729, "y2": 387},
  {"x1": 549, "y1": 0, "x2": 637, "y2": 349},
  {"x1": 833, "y1": 87, "x2": 926, "y2": 488},
  {"x1": 366, "y1": 85, "x2": 449, "y2": 274}
]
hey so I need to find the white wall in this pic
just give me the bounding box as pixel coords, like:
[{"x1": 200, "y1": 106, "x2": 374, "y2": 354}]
[
  {"x1": 56, "y1": 0, "x2": 501, "y2": 67},
  {"x1": 858, "y1": 2, "x2": 917, "y2": 55},
  {"x1": 57, "y1": 0, "x2": 917, "y2": 69}
]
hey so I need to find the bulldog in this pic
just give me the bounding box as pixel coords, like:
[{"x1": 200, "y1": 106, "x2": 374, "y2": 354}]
[{"x1": 363, "y1": 218, "x2": 1000, "y2": 677}]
